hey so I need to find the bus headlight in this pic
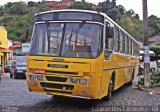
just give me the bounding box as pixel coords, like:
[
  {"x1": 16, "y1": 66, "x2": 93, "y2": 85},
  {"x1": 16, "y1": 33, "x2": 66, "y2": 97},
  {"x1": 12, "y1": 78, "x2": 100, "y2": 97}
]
[
  {"x1": 29, "y1": 74, "x2": 36, "y2": 80},
  {"x1": 70, "y1": 78, "x2": 87, "y2": 85},
  {"x1": 79, "y1": 79, "x2": 87, "y2": 85},
  {"x1": 70, "y1": 78, "x2": 79, "y2": 84},
  {"x1": 36, "y1": 75, "x2": 44, "y2": 81},
  {"x1": 28, "y1": 74, "x2": 44, "y2": 81}
]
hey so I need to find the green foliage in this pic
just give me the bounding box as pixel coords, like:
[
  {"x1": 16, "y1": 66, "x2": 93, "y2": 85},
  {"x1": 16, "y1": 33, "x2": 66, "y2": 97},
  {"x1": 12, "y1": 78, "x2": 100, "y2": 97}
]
[
  {"x1": 97, "y1": 0, "x2": 117, "y2": 21},
  {"x1": 69, "y1": 1, "x2": 92, "y2": 10},
  {"x1": 0, "y1": 6, "x2": 4, "y2": 16},
  {"x1": 5, "y1": 2, "x2": 28, "y2": 15},
  {"x1": 149, "y1": 46, "x2": 160, "y2": 56},
  {"x1": 37, "y1": 2, "x2": 50, "y2": 12},
  {"x1": 138, "y1": 70, "x2": 160, "y2": 86},
  {"x1": 97, "y1": 0, "x2": 143, "y2": 40},
  {"x1": 118, "y1": 16, "x2": 143, "y2": 40},
  {"x1": 0, "y1": 1, "x2": 51, "y2": 42},
  {"x1": 151, "y1": 71, "x2": 160, "y2": 85},
  {"x1": 148, "y1": 15, "x2": 160, "y2": 36}
]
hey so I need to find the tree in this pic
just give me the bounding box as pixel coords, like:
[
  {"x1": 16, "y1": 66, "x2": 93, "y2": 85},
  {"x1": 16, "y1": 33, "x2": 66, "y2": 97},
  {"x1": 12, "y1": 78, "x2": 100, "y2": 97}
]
[
  {"x1": 97, "y1": 0, "x2": 117, "y2": 21},
  {"x1": 37, "y1": 1, "x2": 50, "y2": 12},
  {"x1": 5, "y1": 2, "x2": 28, "y2": 15},
  {"x1": 148, "y1": 15, "x2": 160, "y2": 36},
  {"x1": 0, "y1": 1, "x2": 51, "y2": 42},
  {"x1": 69, "y1": 1, "x2": 92, "y2": 10},
  {"x1": 0, "y1": 6, "x2": 4, "y2": 16},
  {"x1": 115, "y1": 5, "x2": 126, "y2": 21},
  {"x1": 125, "y1": 9, "x2": 135, "y2": 17},
  {"x1": 118, "y1": 14, "x2": 143, "y2": 40},
  {"x1": 149, "y1": 46, "x2": 160, "y2": 56}
]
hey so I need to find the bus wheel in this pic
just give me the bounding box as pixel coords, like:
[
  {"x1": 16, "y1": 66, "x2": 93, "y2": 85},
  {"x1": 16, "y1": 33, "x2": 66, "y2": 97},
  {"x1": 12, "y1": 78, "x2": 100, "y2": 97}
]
[
  {"x1": 107, "y1": 79, "x2": 114, "y2": 100},
  {"x1": 102, "y1": 75, "x2": 114, "y2": 101}
]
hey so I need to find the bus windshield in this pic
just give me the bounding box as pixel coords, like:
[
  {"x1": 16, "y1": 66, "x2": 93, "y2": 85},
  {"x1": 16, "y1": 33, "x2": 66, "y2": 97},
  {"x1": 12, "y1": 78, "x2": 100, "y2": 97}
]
[{"x1": 29, "y1": 22, "x2": 103, "y2": 58}]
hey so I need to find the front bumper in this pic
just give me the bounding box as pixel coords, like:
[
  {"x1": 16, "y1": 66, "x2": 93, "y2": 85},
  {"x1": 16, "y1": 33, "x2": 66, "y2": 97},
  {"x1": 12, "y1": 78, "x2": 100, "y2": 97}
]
[{"x1": 27, "y1": 74, "x2": 101, "y2": 99}]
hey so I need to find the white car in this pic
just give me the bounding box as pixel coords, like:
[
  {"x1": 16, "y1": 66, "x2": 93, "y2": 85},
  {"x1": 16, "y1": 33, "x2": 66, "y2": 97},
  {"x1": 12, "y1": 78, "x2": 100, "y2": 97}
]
[{"x1": 139, "y1": 50, "x2": 157, "y2": 73}]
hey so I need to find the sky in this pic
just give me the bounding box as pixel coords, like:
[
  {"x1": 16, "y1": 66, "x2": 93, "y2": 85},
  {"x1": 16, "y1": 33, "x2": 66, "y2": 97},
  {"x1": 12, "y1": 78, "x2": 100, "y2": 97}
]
[{"x1": 0, "y1": 0, "x2": 160, "y2": 19}]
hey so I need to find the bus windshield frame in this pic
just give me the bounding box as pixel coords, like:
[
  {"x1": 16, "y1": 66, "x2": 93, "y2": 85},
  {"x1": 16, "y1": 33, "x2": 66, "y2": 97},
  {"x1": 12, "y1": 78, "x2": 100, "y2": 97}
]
[{"x1": 29, "y1": 21, "x2": 103, "y2": 59}]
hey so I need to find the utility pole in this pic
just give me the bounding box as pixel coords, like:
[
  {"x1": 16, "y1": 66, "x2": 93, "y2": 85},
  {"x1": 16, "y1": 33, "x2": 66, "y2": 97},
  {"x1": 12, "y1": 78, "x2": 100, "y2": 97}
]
[{"x1": 142, "y1": 0, "x2": 151, "y2": 88}]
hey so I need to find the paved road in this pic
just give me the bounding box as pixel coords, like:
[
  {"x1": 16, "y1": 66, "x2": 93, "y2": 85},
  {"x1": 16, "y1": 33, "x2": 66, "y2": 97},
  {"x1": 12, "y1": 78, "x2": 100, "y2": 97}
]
[{"x1": 0, "y1": 73, "x2": 160, "y2": 112}]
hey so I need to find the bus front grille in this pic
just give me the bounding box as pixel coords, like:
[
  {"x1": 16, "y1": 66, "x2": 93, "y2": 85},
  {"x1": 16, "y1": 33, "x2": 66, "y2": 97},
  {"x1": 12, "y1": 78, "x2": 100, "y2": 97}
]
[
  {"x1": 40, "y1": 82, "x2": 74, "y2": 90},
  {"x1": 46, "y1": 76, "x2": 67, "y2": 82}
]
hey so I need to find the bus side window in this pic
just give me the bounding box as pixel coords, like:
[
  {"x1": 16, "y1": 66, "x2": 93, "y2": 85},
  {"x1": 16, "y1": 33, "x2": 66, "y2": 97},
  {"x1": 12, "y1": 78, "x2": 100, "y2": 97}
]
[
  {"x1": 105, "y1": 21, "x2": 114, "y2": 60},
  {"x1": 105, "y1": 22, "x2": 114, "y2": 49},
  {"x1": 105, "y1": 24, "x2": 109, "y2": 49}
]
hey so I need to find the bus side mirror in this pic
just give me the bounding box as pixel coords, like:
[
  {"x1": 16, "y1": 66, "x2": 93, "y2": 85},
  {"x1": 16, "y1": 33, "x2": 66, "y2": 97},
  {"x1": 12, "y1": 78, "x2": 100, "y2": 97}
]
[{"x1": 109, "y1": 27, "x2": 114, "y2": 38}]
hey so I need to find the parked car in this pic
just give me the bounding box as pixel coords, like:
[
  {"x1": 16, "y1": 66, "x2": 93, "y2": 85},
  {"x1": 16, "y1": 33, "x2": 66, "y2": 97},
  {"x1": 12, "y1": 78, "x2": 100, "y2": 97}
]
[
  {"x1": 139, "y1": 50, "x2": 157, "y2": 73},
  {"x1": 10, "y1": 60, "x2": 26, "y2": 79},
  {"x1": 4, "y1": 60, "x2": 14, "y2": 72}
]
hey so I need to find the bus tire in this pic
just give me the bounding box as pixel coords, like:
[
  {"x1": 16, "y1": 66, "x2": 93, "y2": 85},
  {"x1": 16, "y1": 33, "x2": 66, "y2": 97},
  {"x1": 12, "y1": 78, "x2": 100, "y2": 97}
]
[
  {"x1": 103, "y1": 74, "x2": 114, "y2": 101},
  {"x1": 107, "y1": 79, "x2": 114, "y2": 100}
]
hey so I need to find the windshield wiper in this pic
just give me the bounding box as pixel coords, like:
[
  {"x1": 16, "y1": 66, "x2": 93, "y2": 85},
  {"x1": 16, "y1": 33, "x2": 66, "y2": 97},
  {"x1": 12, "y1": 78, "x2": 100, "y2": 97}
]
[{"x1": 69, "y1": 20, "x2": 86, "y2": 39}]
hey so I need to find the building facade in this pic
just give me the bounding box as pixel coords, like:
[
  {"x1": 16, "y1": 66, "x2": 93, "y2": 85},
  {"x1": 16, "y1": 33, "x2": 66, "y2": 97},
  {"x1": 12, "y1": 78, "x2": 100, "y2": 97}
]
[{"x1": 149, "y1": 35, "x2": 160, "y2": 46}]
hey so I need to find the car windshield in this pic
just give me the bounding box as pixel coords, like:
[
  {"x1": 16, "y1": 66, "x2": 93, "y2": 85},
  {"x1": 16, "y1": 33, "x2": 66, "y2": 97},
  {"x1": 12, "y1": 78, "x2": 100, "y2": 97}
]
[{"x1": 29, "y1": 22, "x2": 103, "y2": 58}]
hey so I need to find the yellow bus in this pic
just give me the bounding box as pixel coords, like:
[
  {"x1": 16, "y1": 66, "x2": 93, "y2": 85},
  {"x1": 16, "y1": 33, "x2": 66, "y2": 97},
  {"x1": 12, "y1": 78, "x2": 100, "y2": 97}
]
[{"x1": 26, "y1": 9, "x2": 139, "y2": 100}]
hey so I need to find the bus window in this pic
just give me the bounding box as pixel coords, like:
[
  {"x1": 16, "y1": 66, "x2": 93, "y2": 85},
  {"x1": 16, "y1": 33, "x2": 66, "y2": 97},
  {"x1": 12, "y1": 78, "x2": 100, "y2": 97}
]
[
  {"x1": 120, "y1": 31, "x2": 124, "y2": 53},
  {"x1": 105, "y1": 21, "x2": 114, "y2": 59},
  {"x1": 114, "y1": 28, "x2": 120, "y2": 52}
]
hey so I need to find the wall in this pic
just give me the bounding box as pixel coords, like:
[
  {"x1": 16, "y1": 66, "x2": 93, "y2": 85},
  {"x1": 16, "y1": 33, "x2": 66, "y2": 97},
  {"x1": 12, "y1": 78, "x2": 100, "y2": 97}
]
[
  {"x1": 0, "y1": 26, "x2": 8, "y2": 49},
  {"x1": 0, "y1": 26, "x2": 8, "y2": 67}
]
